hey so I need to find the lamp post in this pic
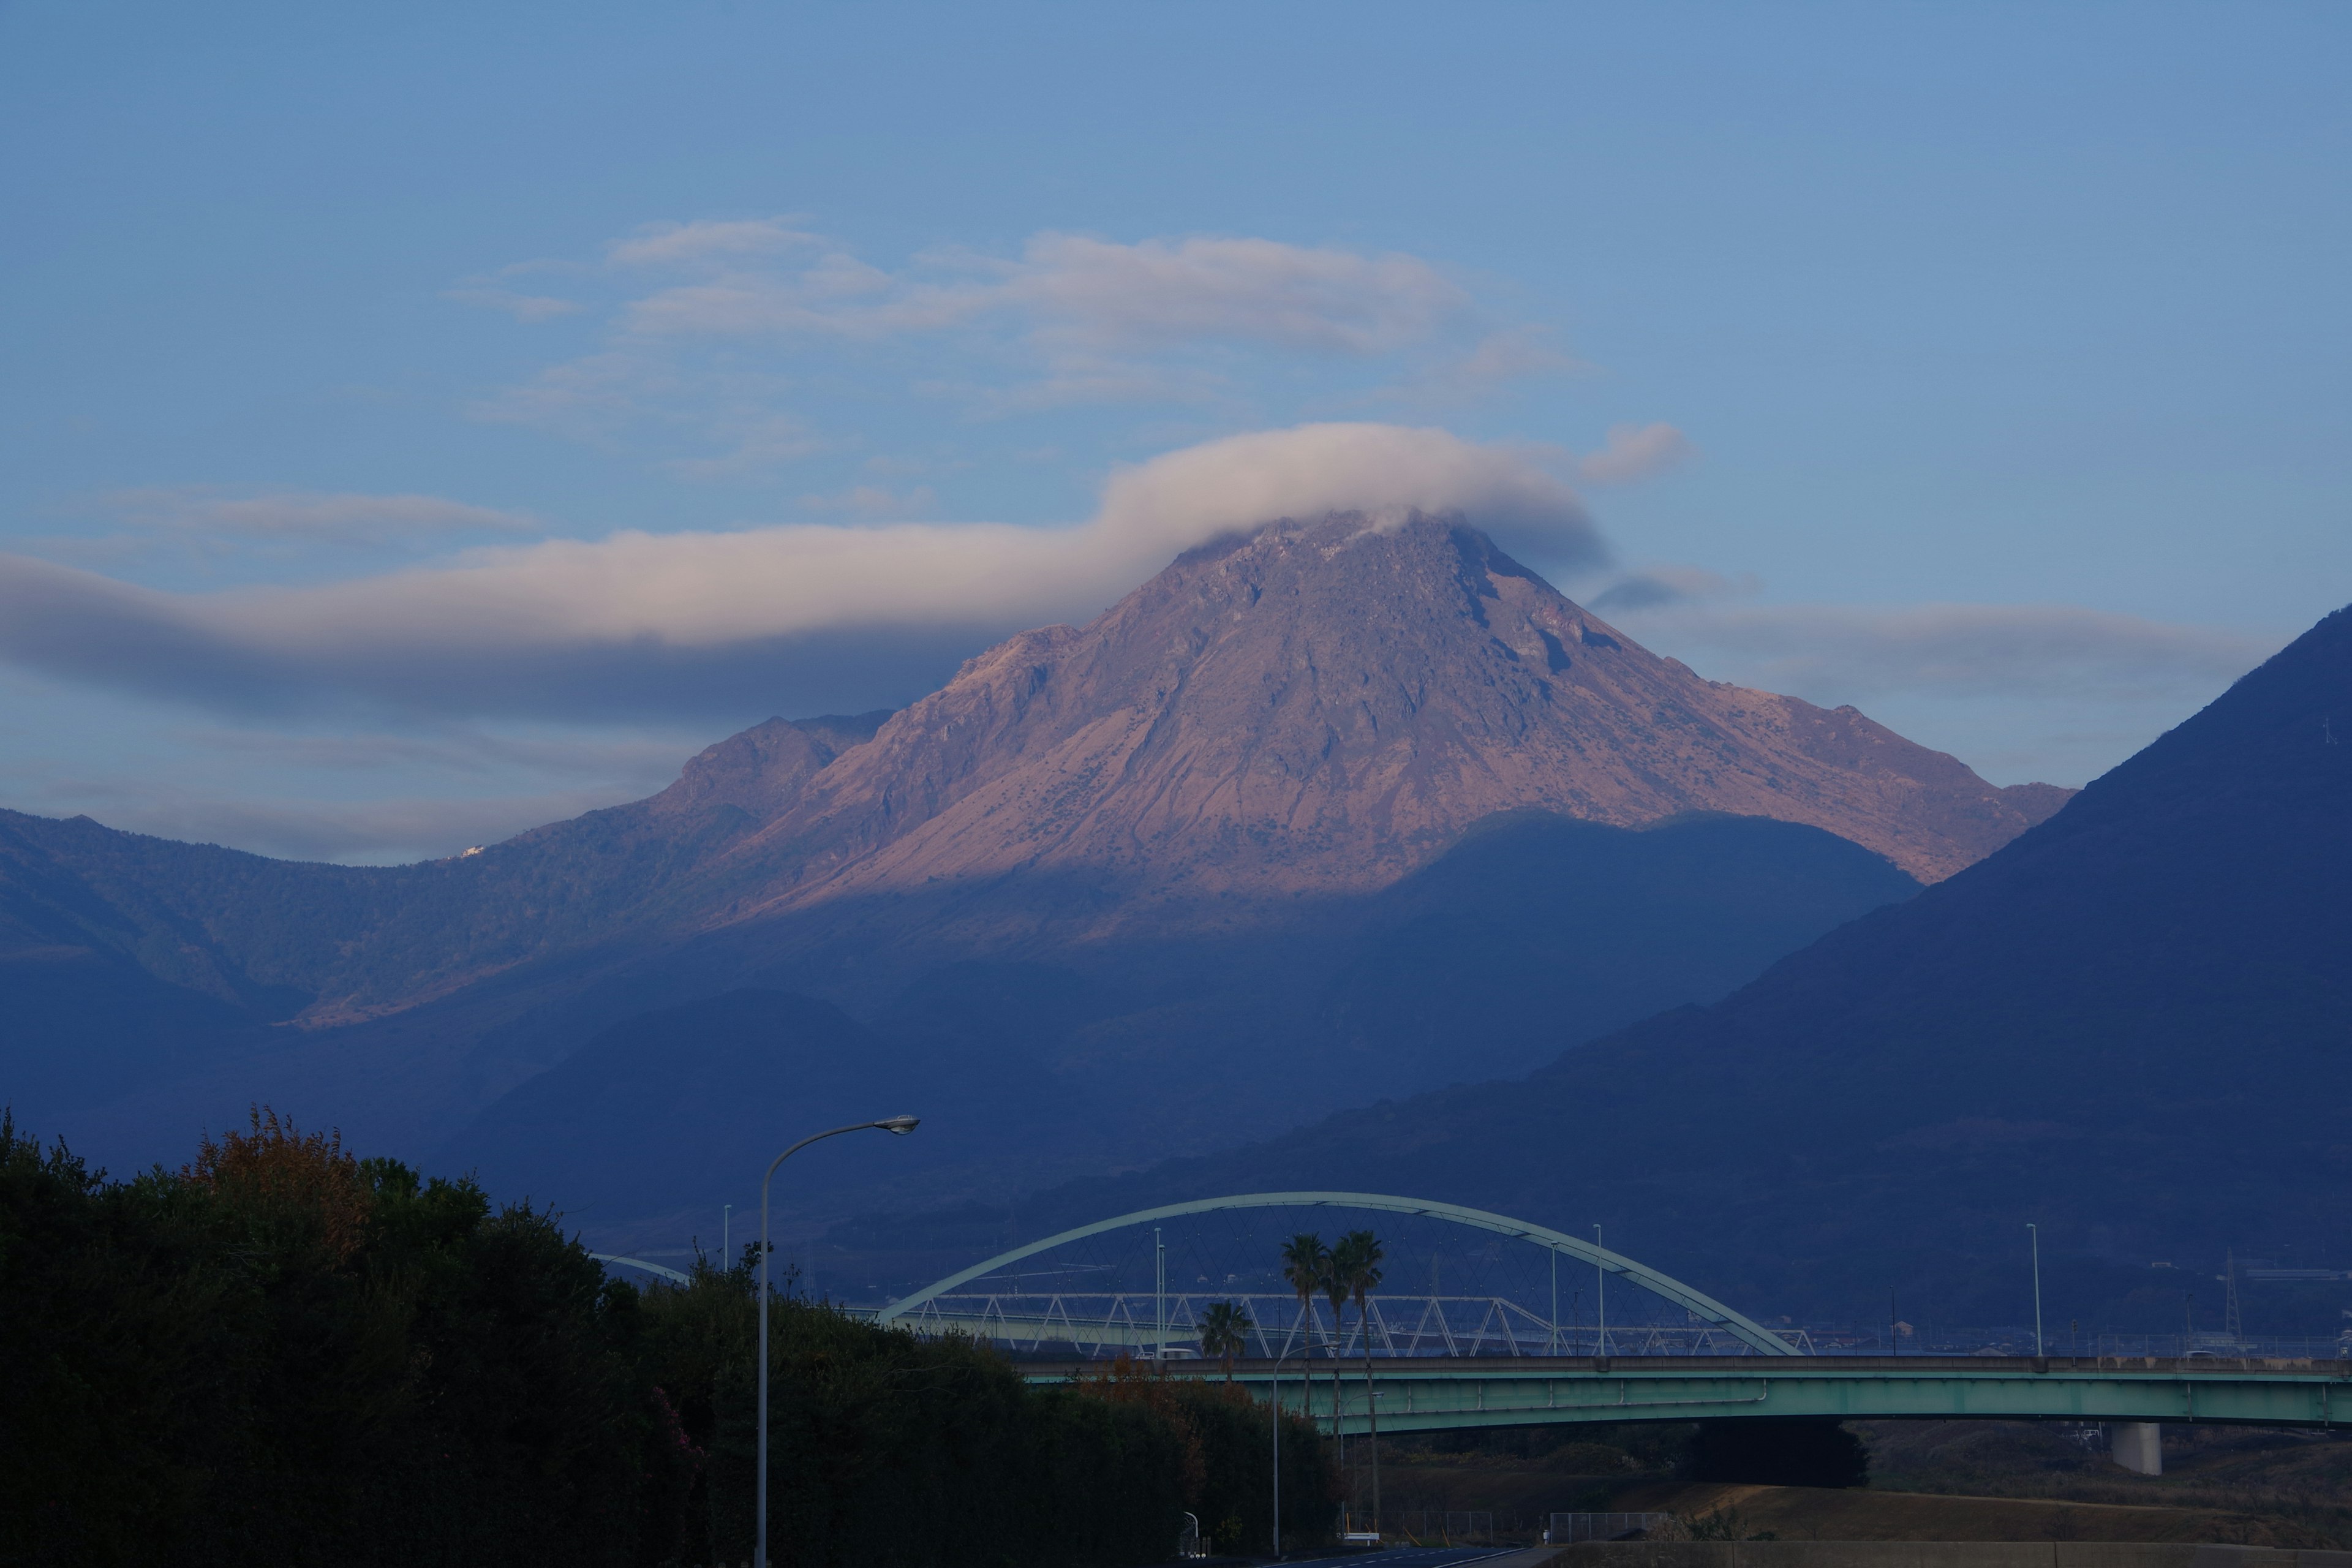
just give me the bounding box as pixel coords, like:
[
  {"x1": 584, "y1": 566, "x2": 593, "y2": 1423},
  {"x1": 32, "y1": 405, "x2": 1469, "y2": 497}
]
[
  {"x1": 1550, "y1": 1247, "x2": 1558, "y2": 1356},
  {"x1": 1268, "y1": 1338, "x2": 1306, "y2": 1561},
  {"x1": 1594, "y1": 1224, "x2": 1607, "y2": 1357},
  {"x1": 2028, "y1": 1223, "x2": 2044, "y2": 1357},
  {"x1": 756, "y1": 1115, "x2": 919, "y2": 1568}
]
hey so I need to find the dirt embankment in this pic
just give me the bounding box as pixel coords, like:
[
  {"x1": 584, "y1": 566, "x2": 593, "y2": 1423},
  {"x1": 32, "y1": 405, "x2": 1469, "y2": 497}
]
[{"x1": 1615, "y1": 1483, "x2": 2306, "y2": 1547}]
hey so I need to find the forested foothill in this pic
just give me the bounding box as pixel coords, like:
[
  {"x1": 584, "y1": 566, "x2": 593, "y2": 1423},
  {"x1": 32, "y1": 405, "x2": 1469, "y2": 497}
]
[{"x1": 0, "y1": 1109, "x2": 1333, "y2": 1567}]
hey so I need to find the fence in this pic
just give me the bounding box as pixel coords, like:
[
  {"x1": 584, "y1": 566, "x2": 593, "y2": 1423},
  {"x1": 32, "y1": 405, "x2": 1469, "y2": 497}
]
[
  {"x1": 1553, "y1": 1513, "x2": 1668, "y2": 1544},
  {"x1": 1393, "y1": 1509, "x2": 1495, "y2": 1544}
]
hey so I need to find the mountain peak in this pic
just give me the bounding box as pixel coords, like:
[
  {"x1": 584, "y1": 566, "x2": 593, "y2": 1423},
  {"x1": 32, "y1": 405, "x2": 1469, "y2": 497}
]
[{"x1": 701, "y1": 512, "x2": 2060, "y2": 922}]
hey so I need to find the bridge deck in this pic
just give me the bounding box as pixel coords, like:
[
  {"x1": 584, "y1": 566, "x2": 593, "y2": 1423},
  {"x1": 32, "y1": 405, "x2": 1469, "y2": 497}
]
[{"x1": 1013, "y1": 1355, "x2": 2352, "y2": 1434}]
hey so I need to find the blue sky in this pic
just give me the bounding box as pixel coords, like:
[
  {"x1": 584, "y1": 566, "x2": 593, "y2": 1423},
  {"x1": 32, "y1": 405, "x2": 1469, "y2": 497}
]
[{"x1": 2, "y1": 2, "x2": 2345, "y2": 862}]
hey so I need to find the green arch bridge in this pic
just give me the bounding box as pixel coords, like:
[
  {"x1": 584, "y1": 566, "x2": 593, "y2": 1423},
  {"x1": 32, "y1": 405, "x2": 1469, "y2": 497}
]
[{"x1": 872, "y1": 1193, "x2": 2352, "y2": 1438}]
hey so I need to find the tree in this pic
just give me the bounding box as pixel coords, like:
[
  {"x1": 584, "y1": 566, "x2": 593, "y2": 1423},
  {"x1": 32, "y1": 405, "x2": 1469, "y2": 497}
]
[
  {"x1": 1333, "y1": 1229, "x2": 1387, "y2": 1534},
  {"x1": 2, "y1": 1108, "x2": 1316, "y2": 1566},
  {"x1": 1278, "y1": 1232, "x2": 1329, "y2": 1362},
  {"x1": 1199, "y1": 1300, "x2": 1253, "y2": 1380},
  {"x1": 1321, "y1": 1241, "x2": 1352, "y2": 1473},
  {"x1": 1278, "y1": 1234, "x2": 1333, "y2": 1446}
]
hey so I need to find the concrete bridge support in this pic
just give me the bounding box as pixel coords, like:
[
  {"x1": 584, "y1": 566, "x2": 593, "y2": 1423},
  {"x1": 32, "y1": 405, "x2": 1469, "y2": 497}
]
[{"x1": 2111, "y1": 1421, "x2": 2163, "y2": 1475}]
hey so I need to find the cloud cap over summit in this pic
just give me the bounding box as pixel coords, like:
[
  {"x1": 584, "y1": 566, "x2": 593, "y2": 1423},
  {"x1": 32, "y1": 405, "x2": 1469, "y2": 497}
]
[{"x1": 0, "y1": 424, "x2": 1596, "y2": 723}]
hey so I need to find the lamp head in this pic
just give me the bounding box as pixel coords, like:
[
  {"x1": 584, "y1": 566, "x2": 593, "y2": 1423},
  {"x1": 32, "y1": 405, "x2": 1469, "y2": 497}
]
[{"x1": 874, "y1": 1115, "x2": 920, "y2": 1136}]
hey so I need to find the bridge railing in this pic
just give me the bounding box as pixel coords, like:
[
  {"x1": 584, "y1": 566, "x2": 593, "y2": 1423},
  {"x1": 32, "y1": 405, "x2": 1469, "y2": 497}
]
[
  {"x1": 869, "y1": 1292, "x2": 1807, "y2": 1356},
  {"x1": 866, "y1": 1294, "x2": 2352, "y2": 1364}
]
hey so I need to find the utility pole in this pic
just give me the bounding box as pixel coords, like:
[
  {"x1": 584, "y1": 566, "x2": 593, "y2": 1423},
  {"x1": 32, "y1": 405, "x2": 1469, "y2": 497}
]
[
  {"x1": 2029, "y1": 1223, "x2": 2044, "y2": 1356},
  {"x1": 1890, "y1": 1287, "x2": 1898, "y2": 1356},
  {"x1": 1155, "y1": 1227, "x2": 1166, "y2": 1361},
  {"x1": 723, "y1": 1204, "x2": 731, "y2": 1268},
  {"x1": 1550, "y1": 1248, "x2": 1559, "y2": 1356}
]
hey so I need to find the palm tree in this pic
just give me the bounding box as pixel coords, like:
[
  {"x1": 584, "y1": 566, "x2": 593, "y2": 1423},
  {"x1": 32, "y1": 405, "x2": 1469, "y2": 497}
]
[
  {"x1": 1334, "y1": 1229, "x2": 1387, "y2": 1534},
  {"x1": 1322, "y1": 1243, "x2": 1352, "y2": 1470},
  {"x1": 1199, "y1": 1299, "x2": 1253, "y2": 1380},
  {"x1": 1279, "y1": 1233, "x2": 1332, "y2": 1437}
]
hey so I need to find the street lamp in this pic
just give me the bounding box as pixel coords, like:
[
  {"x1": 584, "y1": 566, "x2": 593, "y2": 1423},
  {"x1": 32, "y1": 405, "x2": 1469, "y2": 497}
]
[
  {"x1": 1268, "y1": 1336, "x2": 1308, "y2": 1561},
  {"x1": 1594, "y1": 1224, "x2": 1607, "y2": 1357},
  {"x1": 2028, "y1": 1222, "x2": 2044, "y2": 1358},
  {"x1": 756, "y1": 1115, "x2": 919, "y2": 1568}
]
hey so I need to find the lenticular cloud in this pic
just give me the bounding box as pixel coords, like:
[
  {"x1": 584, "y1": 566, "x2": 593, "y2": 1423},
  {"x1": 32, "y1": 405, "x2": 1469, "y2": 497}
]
[{"x1": 0, "y1": 424, "x2": 1598, "y2": 721}]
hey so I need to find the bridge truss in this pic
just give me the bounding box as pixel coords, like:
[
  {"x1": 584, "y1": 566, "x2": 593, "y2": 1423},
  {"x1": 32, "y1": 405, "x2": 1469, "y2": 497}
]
[
  {"x1": 876, "y1": 1191, "x2": 1801, "y2": 1357},
  {"x1": 885, "y1": 1291, "x2": 1807, "y2": 1359}
]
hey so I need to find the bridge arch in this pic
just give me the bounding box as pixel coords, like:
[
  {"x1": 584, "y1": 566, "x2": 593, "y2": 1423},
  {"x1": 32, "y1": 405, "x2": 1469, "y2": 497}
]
[
  {"x1": 592, "y1": 1253, "x2": 692, "y2": 1284},
  {"x1": 875, "y1": 1191, "x2": 1800, "y2": 1357}
]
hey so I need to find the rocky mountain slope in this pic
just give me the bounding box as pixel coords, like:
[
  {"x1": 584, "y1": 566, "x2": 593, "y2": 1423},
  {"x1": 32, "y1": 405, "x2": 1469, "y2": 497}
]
[
  {"x1": 2, "y1": 510, "x2": 2068, "y2": 1210},
  {"x1": 676, "y1": 511, "x2": 2059, "y2": 929},
  {"x1": 954, "y1": 601, "x2": 2352, "y2": 1328},
  {"x1": 1, "y1": 514, "x2": 2056, "y2": 1024}
]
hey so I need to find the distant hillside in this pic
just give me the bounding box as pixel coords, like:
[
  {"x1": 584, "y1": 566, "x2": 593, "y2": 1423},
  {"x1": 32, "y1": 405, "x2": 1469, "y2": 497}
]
[
  {"x1": 435, "y1": 810, "x2": 1921, "y2": 1232},
  {"x1": 902, "y1": 603, "x2": 2352, "y2": 1330}
]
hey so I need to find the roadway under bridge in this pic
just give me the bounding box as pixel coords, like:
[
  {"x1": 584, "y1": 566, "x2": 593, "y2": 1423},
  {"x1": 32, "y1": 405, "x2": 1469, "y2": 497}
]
[{"x1": 1019, "y1": 1355, "x2": 2352, "y2": 1435}]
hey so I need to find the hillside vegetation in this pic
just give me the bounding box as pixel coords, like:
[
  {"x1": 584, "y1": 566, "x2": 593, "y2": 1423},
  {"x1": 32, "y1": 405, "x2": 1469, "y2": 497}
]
[{"x1": 0, "y1": 1110, "x2": 1330, "y2": 1567}]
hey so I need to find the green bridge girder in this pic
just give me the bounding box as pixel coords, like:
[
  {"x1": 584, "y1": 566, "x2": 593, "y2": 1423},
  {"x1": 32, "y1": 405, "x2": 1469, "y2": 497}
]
[{"x1": 1018, "y1": 1357, "x2": 2352, "y2": 1434}]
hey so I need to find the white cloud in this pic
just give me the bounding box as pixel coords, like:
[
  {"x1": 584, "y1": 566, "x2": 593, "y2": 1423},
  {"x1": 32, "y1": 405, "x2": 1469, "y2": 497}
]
[
  {"x1": 470, "y1": 352, "x2": 658, "y2": 444},
  {"x1": 1094, "y1": 423, "x2": 1597, "y2": 568},
  {"x1": 171, "y1": 723, "x2": 691, "y2": 780},
  {"x1": 1575, "y1": 423, "x2": 1695, "y2": 484},
  {"x1": 1439, "y1": 329, "x2": 1571, "y2": 390},
  {"x1": 70, "y1": 787, "x2": 656, "y2": 865},
  {"x1": 1616, "y1": 599, "x2": 2273, "y2": 703},
  {"x1": 796, "y1": 484, "x2": 938, "y2": 517},
  {"x1": 605, "y1": 217, "x2": 823, "y2": 268},
  {"x1": 106, "y1": 488, "x2": 542, "y2": 544},
  {"x1": 1588, "y1": 564, "x2": 1758, "y2": 611},
  {"x1": 1005, "y1": 233, "x2": 1468, "y2": 355},
  {"x1": 615, "y1": 231, "x2": 1470, "y2": 354},
  {"x1": 475, "y1": 221, "x2": 1559, "y2": 462},
  {"x1": 443, "y1": 288, "x2": 582, "y2": 323},
  {"x1": 0, "y1": 424, "x2": 1594, "y2": 720},
  {"x1": 660, "y1": 412, "x2": 830, "y2": 481}
]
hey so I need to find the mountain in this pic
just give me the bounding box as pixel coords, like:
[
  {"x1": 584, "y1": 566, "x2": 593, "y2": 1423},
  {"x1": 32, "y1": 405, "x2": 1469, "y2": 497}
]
[
  {"x1": 1, "y1": 511, "x2": 2060, "y2": 1229},
  {"x1": 644, "y1": 511, "x2": 2056, "y2": 930},
  {"x1": 434, "y1": 809, "x2": 1922, "y2": 1231},
  {"x1": 3, "y1": 514, "x2": 2053, "y2": 1022},
  {"x1": 943, "y1": 603, "x2": 2352, "y2": 1330}
]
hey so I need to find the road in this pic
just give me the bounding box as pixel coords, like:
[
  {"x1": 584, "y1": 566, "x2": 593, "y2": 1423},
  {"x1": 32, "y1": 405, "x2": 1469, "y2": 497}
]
[{"x1": 1280, "y1": 1548, "x2": 1555, "y2": 1568}]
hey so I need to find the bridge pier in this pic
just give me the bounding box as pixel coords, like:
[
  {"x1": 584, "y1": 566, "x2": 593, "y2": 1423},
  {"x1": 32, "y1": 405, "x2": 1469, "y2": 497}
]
[{"x1": 2111, "y1": 1421, "x2": 2163, "y2": 1475}]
